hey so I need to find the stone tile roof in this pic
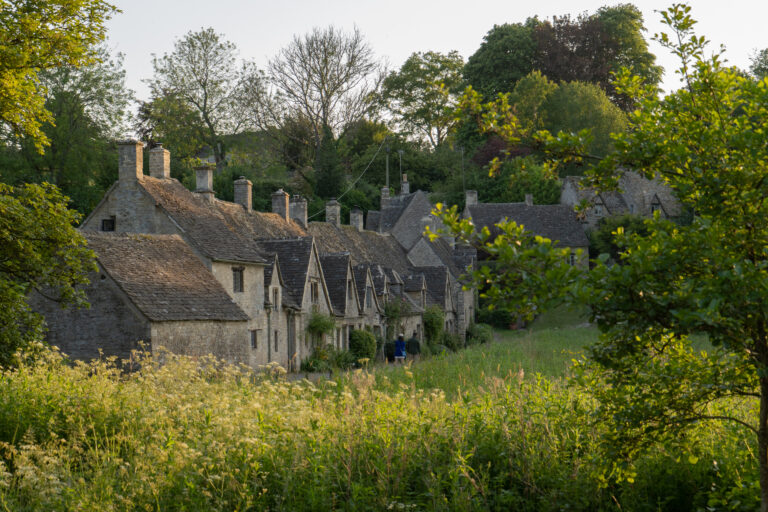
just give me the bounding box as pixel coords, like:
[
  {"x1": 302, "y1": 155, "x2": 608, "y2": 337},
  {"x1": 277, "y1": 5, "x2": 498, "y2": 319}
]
[
  {"x1": 214, "y1": 200, "x2": 307, "y2": 240},
  {"x1": 399, "y1": 292, "x2": 424, "y2": 315},
  {"x1": 84, "y1": 232, "x2": 248, "y2": 322},
  {"x1": 412, "y1": 266, "x2": 450, "y2": 308},
  {"x1": 256, "y1": 238, "x2": 314, "y2": 308},
  {"x1": 366, "y1": 264, "x2": 389, "y2": 296},
  {"x1": 424, "y1": 236, "x2": 463, "y2": 278},
  {"x1": 139, "y1": 177, "x2": 268, "y2": 264},
  {"x1": 365, "y1": 210, "x2": 381, "y2": 231},
  {"x1": 307, "y1": 222, "x2": 412, "y2": 275},
  {"x1": 380, "y1": 192, "x2": 418, "y2": 231},
  {"x1": 319, "y1": 252, "x2": 353, "y2": 316},
  {"x1": 403, "y1": 273, "x2": 426, "y2": 292},
  {"x1": 352, "y1": 265, "x2": 371, "y2": 310},
  {"x1": 466, "y1": 203, "x2": 589, "y2": 247}
]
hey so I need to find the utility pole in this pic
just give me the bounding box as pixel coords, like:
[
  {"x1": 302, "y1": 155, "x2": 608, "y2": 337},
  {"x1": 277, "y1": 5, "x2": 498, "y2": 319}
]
[
  {"x1": 398, "y1": 149, "x2": 404, "y2": 176},
  {"x1": 385, "y1": 144, "x2": 390, "y2": 189},
  {"x1": 459, "y1": 145, "x2": 465, "y2": 193}
]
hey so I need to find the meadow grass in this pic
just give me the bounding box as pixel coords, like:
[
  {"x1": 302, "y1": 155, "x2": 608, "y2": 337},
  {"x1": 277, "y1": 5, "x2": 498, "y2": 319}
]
[{"x1": 0, "y1": 322, "x2": 758, "y2": 511}]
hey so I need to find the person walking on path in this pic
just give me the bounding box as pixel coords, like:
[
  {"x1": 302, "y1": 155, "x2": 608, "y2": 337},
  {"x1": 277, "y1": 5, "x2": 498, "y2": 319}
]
[{"x1": 394, "y1": 334, "x2": 406, "y2": 363}]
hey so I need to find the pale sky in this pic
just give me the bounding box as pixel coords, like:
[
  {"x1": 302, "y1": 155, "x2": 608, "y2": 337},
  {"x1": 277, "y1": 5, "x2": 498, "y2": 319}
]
[{"x1": 106, "y1": 0, "x2": 768, "y2": 101}]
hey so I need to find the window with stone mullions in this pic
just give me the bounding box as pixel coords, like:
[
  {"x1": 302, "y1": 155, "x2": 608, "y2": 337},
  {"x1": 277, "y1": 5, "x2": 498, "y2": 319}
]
[{"x1": 232, "y1": 267, "x2": 244, "y2": 293}]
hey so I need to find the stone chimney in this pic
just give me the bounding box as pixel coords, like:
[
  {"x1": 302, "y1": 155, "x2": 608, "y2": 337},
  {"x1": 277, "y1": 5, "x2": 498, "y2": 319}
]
[
  {"x1": 350, "y1": 206, "x2": 363, "y2": 231},
  {"x1": 400, "y1": 173, "x2": 410, "y2": 195},
  {"x1": 148, "y1": 144, "x2": 170, "y2": 179},
  {"x1": 290, "y1": 194, "x2": 308, "y2": 228},
  {"x1": 525, "y1": 193, "x2": 533, "y2": 206},
  {"x1": 118, "y1": 140, "x2": 143, "y2": 182},
  {"x1": 465, "y1": 190, "x2": 478, "y2": 207},
  {"x1": 195, "y1": 165, "x2": 214, "y2": 202},
  {"x1": 380, "y1": 186, "x2": 390, "y2": 208},
  {"x1": 326, "y1": 198, "x2": 341, "y2": 227},
  {"x1": 271, "y1": 189, "x2": 289, "y2": 221},
  {"x1": 234, "y1": 176, "x2": 252, "y2": 211}
]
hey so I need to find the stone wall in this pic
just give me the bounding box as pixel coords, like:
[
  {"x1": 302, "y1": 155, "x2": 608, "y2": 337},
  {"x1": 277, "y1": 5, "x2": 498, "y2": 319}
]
[
  {"x1": 31, "y1": 269, "x2": 151, "y2": 361},
  {"x1": 151, "y1": 320, "x2": 249, "y2": 364}
]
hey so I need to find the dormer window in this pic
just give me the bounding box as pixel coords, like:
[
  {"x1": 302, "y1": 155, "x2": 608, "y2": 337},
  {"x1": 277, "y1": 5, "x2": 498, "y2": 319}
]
[
  {"x1": 310, "y1": 281, "x2": 319, "y2": 304},
  {"x1": 594, "y1": 203, "x2": 603, "y2": 216},
  {"x1": 347, "y1": 280, "x2": 352, "y2": 298},
  {"x1": 101, "y1": 216, "x2": 115, "y2": 231},
  {"x1": 272, "y1": 288, "x2": 280, "y2": 311},
  {"x1": 569, "y1": 252, "x2": 577, "y2": 266},
  {"x1": 651, "y1": 202, "x2": 661, "y2": 214},
  {"x1": 366, "y1": 286, "x2": 373, "y2": 309},
  {"x1": 232, "y1": 267, "x2": 244, "y2": 293}
]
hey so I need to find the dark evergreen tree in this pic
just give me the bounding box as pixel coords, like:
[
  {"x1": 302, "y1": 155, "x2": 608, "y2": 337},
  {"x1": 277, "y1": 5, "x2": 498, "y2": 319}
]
[{"x1": 315, "y1": 125, "x2": 344, "y2": 198}]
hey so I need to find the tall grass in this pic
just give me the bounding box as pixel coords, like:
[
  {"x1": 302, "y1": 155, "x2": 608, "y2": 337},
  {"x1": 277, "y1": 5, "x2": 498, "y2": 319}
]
[{"x1": 0, "y1": 339, "x2": 758, "y2": 511}]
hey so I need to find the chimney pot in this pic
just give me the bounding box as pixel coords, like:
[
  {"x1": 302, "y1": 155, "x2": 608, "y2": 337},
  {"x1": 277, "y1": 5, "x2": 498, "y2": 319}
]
[
  {"x1": 290, "y1": 194, "x2": 308, "y2": 228},
  {"x1": 118, "y1": 140, "x2": 143, "y2": 182},
  {"x1": 400, "y1": 173, "x2": 409, "y2": 195},
  {"x1": 195, "y1": 165, "x2": 214, "y2": 202},
  {"x1": 525, "y1": 194, "x2": 533, "y2": 206},
  {"x1": 234, "y1": 176, "x2": 253, "y2": 211},
  {"x1": 465, "y1": 190, "x2": 478, "y2": 207},
  {"x1": 350, "y1": 206, "x2": 363, "y2": 231},
  {"x1": 326, "y1": 198, "x2": 341, "y2": 227},
  {"x1": 148, "y1": 144, "x2": 170, "y2": 179},
  {"x1": 271, "y1": 188, "x2": 290, "y2": 221}
]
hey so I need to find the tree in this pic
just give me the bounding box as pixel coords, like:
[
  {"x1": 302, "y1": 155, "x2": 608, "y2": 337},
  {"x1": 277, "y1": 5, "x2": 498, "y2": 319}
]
[
  {"x1": 379, "y1": 51, "x2": 464, "y2": 148},
  {"x1": 439, "y1": 4, "x2": 768, "y2": 508},
  {"x1": 1, "y1": 47, "x2": 131, "y2": 214},
  {"x1": 750, "y1": 48, "x2": 768, "y2": 79},
  {"x1": 315, "y1": 125, "x2": 343, "y2": 198},
  {"x1": 463, "y1": 20, "x2": 539, "y2": 98},
  {"x1": 266, "y1": 26, "x2": 383, "y2": 151},
  {"x1": 0, "y1": 183, "x2": 95, "y2": 365},
  {"x1": 533, "y1": 4, "x2": 662, "y2": 110},
  {"x1": 0, "y1": 0, "x2": 117, "y2": 149},
  {"x1": 147, "y1": 28, "x2": 254, "y2": 170}
]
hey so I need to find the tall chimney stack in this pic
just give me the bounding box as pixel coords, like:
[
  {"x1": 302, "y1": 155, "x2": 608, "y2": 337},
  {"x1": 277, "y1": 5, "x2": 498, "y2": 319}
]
[
  {"x1": 465, "y1": 190, "x2": 478, "y2": 207},
  {"x1": 148, "y1": 144, "x2": 170, "y2": 179},
  {"x1": 350, "y1": 206, "x2": 363, "y2": 231},
  {"x1": 118, "y1": 140, "x2": 143, "y2": 182},
  {"x1": 290, "y1": 194, "x2": 308, "y2": 228},
  {"x1": 380, "y1": 186, "x2": 390, "y2": 208},
  {"x1": 400, "y1": 173, "x2": 409, "y2": 195},
  {"x1": 195, "y1": 165, "x2": 215, "y2": 202},
  {"x1": 271, "y1": 189, "x2": 289, "y2": 221},
  {"x1": 525, "y1": 193, "x2": 533, "y2": 206},
  {"x1": 234, "y1": 176, "x2": 252, "y2": 211},
  {"x1": 326, "y1": 198, "x2": 341, "y2": 227}
]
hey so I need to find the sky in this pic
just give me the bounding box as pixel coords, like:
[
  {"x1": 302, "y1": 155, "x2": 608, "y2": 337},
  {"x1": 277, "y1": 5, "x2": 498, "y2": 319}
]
[{"x1": 106, "y1": 0, "x2": 768, "y2": 102}]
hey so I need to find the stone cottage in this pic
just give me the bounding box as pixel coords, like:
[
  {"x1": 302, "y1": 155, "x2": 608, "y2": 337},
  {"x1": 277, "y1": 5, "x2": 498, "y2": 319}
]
[{"x1": 463, "y1": 190, "x2": 590, "y2": 269}]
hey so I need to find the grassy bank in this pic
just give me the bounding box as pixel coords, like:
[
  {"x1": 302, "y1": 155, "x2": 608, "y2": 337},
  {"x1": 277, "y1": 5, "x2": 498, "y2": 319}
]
[{"x1": 0, "y1": 328, "x2": 758, "y2": 511}]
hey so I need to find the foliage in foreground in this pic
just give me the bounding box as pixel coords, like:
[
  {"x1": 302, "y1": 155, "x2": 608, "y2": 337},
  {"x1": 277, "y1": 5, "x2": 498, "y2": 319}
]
[{"x1": 0, "y1": 345, "x2": 759, "y2": 511}]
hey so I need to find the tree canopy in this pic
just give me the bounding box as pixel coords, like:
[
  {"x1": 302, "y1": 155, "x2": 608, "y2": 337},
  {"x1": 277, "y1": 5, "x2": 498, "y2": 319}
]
[
  {"x1": 0, "y1": 0, "x2": 117, "y2": 149},
  {"x1": 379, "y1": 50, "x2": 464, "y2": 148}
]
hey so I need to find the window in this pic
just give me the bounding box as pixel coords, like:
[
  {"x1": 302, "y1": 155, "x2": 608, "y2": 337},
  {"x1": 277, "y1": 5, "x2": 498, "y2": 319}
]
[
  {"x1": 594, "y1": 204, "x2": 603, "y2": 216},
  {"x1": 232, "y1": 267, "x2": 244, "y2": 293},
  {"x1": 347, "y1": 280, "x2": 352, "y2": 298},
  {"x1": 272, "y1": 288, "x2": 279, "y2": 310},
  {"x1": 651, "y1": 202, "x2": 661, "y2": 214},
  {"x1": 310, "y1": 281, "x2": 319, "y2": 304},
  {"x1": 250, "y1": 330, "x2": 259, "y2": 349},
  {"x1": 274, "y1": 330, "x2": 279, "y2": 352},
  {"x1": 101, "y1": 216, "x2": 115, "y2": 232},
  {"x1": 366, "y1": 286, "x2": 373, "y2": 309},
  {"x1": 569, "y1": 252, "x2": 577, "y2": 266}
]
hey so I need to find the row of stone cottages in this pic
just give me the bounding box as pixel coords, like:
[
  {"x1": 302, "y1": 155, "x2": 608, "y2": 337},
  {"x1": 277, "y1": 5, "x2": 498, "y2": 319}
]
[{"x1": 33, "y1": 141, "x2": 596, "y2": 372}]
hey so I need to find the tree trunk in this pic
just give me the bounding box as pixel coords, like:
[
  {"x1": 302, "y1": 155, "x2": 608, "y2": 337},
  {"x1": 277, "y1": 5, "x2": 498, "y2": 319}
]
[{"x1": 760, "y1": 375, "x2": 768, "y2": 512}]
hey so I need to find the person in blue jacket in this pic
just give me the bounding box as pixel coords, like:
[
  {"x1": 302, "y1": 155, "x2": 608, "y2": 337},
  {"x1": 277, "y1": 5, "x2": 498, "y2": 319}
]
[{"x1": 394, "y1": 334, "x2": 406, "y2": 363}]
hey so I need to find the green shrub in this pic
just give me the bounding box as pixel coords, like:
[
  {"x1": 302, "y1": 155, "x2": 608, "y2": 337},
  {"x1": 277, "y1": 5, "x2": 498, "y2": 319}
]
[
  {"x1": 406, "y1": 337, "x2": 421, "y2": 355},
  {"x1": 349, "y1": 330, "x2": 377, "y2": 361},
  {"x1": 330, "y1": 349, "x2": 356, "y2": 370},
  {"x1": 466, "y1": 323, "x2": 493, "y2": 345},
  {"x1": 423, "y1": 305, "x2": 444, "y2": 344},
  {"x1": 441, "y1": 331, "x2": 462, "y2": 352},
  {"x1": 384, "y1": 340, "x2": 395, "y2": 362},
  {"x1": 477, "y1": 306, "x2": 514, "y2": 329}
]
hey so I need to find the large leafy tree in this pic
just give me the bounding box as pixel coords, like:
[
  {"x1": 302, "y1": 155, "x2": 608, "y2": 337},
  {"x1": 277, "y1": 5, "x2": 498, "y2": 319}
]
[
  {"x1": 314, "y1": 125, "x2": 343, "y2": 199},
  {"x1": 1, "y1": 47, "x2": 131, "y2": 213},
  {"x1": 0, "y1": 183, "x2": 95, "y2": 365},
  {"x1": 0, "y1": 0, "x2": 117, "y2": 149},
  {"x1": 440, "y1": 4, "x2": 768, "y2": 508},
  {"x1": 379, "y1": 50, "x2": 464, "y2": 148},
  {"x1": 147, "y1": 28, "x2": 255, "y2": 170}
]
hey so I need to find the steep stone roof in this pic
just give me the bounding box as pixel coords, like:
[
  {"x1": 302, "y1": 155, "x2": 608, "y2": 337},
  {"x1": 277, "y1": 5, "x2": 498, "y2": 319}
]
[
  {"x1": 319, "y1": 252, "x2": 353, "y2": 316},
  {"x1": 413, "y1": 266, "x2": 451, "y2": 308},
  {"x1": 214, "y1": 201, "x2": 307, "y2": 240},
  {"x1": 307, "y1": 222, "x2": 412, "y2": 275},
  {"x1": 256, "y1": 238, "x2": 314, "y2": 308},
  {"x1": 466, "y1": 203, "x2": 589, "y2": 247},
  {"x1": 139, "y1": 177, "x2": 268, "y2": 263},
  {"x1": 365, "y1": 210, "x2": 381, "y2": 231},
  {"x1": 84, "y1": 232, "x2": 248, "y2": 322},
  {"x1": 352, "y1": 265, "x2": 371, "y2": 310},
  {"x1": 403, "y1": 273, "x2": 426, "y2": 292},
  {"x1": 367, "y1": 264, "x2": 389, "y2": 296}
]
